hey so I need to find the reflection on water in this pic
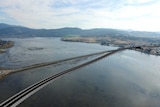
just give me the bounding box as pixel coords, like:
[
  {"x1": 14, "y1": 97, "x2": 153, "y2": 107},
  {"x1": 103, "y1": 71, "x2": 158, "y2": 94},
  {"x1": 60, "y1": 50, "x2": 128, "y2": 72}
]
[
  {"x1": 18, "y1": 50, "x2": 160, "y2": 107},
  {"x1": 0, "y1": 37, "x2": 115, "y2": 103},
  {"x1": 0, "y1": 37, "x2": 160, "y2": 107},
  {"x1": 0, "y1": 37, "x2": 115, "y2": 68}
]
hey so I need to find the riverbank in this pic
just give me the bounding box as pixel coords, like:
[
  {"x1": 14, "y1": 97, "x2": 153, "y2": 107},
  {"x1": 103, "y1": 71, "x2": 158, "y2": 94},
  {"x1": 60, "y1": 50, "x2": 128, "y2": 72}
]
[
  {"x1": 61, "y1": 37, "x2": 160, "y2": 56},
  {"x1": 0, "y1": 40, "x2": 14, "y2": 54},
  {"x1": 0, "y1": 69, "x2": 13, "y2": 80}
]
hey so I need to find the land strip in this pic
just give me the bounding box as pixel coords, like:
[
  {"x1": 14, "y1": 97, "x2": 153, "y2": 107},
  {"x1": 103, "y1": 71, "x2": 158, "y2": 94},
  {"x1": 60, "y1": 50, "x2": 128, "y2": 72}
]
[
  {"x1": 0, "y1": 48, "x2": 126, "y2": 107},
  {"x1": 61, "y1": 37, "x2": 160, "y2": 55},
  {"x1": 0, "y1": 50, "x2": 112, "y2": 80},
  {"x1": 0, "y1": 40, "x2": 14, "y2": 54}
]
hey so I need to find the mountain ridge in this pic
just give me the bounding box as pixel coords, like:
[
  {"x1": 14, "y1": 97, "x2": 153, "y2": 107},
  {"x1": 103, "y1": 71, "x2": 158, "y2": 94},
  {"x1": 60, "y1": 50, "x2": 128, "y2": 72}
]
[{"x1": 0, "y1": 23, "x2": 160, "y2": 38}]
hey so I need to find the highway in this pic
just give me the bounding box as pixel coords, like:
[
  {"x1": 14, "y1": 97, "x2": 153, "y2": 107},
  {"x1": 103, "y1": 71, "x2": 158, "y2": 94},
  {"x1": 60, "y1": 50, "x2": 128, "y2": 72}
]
[
  {"x1": 0, "y1": 48, "x2": 127, "y2": 107},
  {"x1": 0, "y1": 46, "x2": 158, "y2": 107}
]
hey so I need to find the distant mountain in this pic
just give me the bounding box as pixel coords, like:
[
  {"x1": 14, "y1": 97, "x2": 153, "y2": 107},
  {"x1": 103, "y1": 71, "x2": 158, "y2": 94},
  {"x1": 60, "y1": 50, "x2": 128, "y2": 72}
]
[
  {"x1": 0, "y1": 23, "x2": 15, "y2": 29},
  {"x1": 0, "y1": 23, "x2": 160, "y2": 38},
  {"x1": 0, "y1": 26, "x2": 35, "y2": 37},
  {"x1": 0, "y1": 23, "x2": 83, "y2": 37},
  {"x1": 81, "y1": 28, "x2": 128, "y2": 37}
]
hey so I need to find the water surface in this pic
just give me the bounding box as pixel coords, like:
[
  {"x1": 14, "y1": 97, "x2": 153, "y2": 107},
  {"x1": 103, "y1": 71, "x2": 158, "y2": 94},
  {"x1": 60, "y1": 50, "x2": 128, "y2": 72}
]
[{"x1": 0, "y1": 37, "x2": 160, "y2": 107}]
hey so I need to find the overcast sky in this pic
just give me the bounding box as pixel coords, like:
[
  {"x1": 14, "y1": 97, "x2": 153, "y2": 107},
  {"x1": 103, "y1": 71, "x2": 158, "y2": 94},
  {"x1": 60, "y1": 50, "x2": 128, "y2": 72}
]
[{"x1": 0, "y1": 0, "x2": 160, "y2": 31}]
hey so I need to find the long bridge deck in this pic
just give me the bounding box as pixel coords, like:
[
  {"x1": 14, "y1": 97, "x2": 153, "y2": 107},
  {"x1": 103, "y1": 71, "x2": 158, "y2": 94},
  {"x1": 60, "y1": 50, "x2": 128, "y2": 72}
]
[{"x1": 0, "y1": 46, "x2": 159, "y2": 107}]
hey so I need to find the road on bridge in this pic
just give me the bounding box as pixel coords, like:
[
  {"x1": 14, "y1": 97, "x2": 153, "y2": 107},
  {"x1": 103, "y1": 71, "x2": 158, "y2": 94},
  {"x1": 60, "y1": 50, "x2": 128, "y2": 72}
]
[
  {"x1": 2, "y1": 46, "x2": 159, "y2": 107},
  {"x1": 0, "y1": 48, "x2": 127, "y2": 107}
]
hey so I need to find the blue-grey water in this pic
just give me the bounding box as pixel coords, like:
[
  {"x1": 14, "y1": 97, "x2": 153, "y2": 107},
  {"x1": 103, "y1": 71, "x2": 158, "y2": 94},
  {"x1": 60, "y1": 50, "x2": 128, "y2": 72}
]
[{"x1": 0, "y1": 37, "x2": 160, "y2": 107}]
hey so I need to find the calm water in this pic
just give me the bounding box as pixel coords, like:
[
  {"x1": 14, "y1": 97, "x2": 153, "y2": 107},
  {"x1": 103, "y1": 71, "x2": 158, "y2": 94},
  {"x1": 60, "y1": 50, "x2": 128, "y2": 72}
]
[{"x1": 0, "y1": 37, "x2": 160, "y2": 107}]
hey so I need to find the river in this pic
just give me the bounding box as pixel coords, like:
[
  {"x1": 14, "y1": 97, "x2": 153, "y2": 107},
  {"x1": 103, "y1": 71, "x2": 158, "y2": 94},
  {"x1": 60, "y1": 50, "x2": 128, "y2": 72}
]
[{"x1": 0, "y1": 37, "x2": 160, "y2": 107}]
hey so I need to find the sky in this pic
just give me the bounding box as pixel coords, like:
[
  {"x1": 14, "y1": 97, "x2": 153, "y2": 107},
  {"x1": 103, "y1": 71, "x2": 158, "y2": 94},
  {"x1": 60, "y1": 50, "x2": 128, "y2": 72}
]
[{"x1": 0, "y1": 0, "x2": 160, "y2": 31}]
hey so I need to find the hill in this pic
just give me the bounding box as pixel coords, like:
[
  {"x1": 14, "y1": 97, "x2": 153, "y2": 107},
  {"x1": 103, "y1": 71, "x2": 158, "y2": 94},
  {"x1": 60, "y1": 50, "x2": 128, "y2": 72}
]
[{"x1": 0, "y1": 23, "x2": 160, "y2": 38}]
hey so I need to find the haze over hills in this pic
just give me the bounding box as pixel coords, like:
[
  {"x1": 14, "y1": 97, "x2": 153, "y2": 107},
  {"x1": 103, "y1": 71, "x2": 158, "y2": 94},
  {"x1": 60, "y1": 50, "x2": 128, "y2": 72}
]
[
  {"x1": 0, "y1": 23, "x2": 160, "y2": 56},
  {"x1": 0, "y1": 23, "x2": 160, "y2": 38}
]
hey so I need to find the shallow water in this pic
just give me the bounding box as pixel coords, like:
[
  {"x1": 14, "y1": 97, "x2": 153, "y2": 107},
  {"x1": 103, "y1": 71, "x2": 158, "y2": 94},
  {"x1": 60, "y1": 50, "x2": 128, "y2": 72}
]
[{"x1": 0, "y1": 37, "x2": 160, "y2": 107}]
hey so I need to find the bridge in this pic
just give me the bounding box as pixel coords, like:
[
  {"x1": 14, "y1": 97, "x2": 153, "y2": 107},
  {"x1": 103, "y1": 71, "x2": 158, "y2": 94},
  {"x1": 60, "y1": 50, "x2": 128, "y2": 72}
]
[{"x1": 0, "y1": 46, "x2": 159, "y2": 107}]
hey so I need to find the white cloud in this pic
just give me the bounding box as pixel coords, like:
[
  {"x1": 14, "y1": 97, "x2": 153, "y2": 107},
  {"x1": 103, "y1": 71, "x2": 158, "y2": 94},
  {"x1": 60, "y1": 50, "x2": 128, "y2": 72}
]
[{"x1": 0, "y1": 0, "x2": 160, "y2": 31}]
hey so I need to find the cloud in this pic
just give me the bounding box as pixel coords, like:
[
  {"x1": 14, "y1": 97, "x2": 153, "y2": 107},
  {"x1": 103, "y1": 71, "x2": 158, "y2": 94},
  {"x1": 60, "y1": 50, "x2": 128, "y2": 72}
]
[{"x1": 0, "y1": 0, "x2": 160, "y2": 31}]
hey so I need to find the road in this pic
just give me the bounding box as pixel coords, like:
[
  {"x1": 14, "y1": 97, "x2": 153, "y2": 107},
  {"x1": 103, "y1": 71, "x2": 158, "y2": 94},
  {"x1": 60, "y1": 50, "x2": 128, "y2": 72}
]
[
  {"x1": 0, "y1": 48, "x2": 126, "y2": 107},
  {"x1": 0, "y1": 46, "x2": 159, "y2": 107}
]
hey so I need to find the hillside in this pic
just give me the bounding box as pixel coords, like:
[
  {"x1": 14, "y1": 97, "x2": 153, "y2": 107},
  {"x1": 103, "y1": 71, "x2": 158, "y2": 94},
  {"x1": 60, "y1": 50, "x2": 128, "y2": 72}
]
[
  {"x1": 0, "y1": 23, "x2": 160, "y2": 55},
  {"x1": 0, "y1": 23, "x2": 160, "y2": 38}
]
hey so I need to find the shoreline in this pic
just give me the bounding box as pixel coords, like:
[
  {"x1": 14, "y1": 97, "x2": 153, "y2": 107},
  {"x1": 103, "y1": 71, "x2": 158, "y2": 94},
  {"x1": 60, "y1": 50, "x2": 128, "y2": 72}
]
[
  {"x1": 0, "y1": 40, "x2": 14, "y2": 54},
  {"x1": 0, "y1": 50, "x2": 111, "y2": 80},
  {"x1": 0, "y1": 40, "x2": 14, "y2": 79},
  {"x1": 0, "y1": 37, "x2": 159, "y2": 80},
  {"x1": 61, "y1": 37, "x2": 160, "y2": 56}
]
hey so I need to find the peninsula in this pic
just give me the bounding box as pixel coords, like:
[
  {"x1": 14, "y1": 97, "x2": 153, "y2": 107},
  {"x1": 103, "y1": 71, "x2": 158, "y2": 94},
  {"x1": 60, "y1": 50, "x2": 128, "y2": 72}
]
[
  {"x1": 0, "y1": 40, "x2": 14, "y2": 54},
  {"x1": 61, "y1": 36, "x2": 160, "y2": 56}
]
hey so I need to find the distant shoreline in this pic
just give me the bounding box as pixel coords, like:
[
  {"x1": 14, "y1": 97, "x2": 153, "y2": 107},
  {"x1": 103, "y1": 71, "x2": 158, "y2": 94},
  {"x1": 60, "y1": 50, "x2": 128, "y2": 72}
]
[
  {"x1": 61, "y1": 37, "x2": 160, "y2": 56},
  {"x1": 0, "y1": 40, "x2": 14, "y2": 54}
]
